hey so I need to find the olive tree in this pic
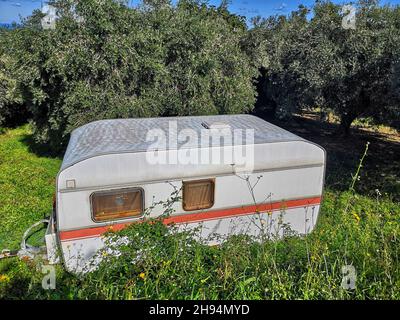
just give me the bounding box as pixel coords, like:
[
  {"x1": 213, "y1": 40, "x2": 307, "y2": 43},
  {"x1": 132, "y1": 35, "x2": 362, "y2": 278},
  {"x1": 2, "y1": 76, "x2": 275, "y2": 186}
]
[
  {"x1": 254, "y1": 0, "x2": 400, "y2": 134},
  {"x1": 250, "y1": 6, "x2": 313, "y2": 119},
  {"x1": 0, "y1": 30, "x2": 24, "y2": 127},
  {"x1": 12, "y1": 0, "x2": 258, "y2": 152},
  {"x1": 307, "y1": 0, "x2": 400, "y2": 134}
]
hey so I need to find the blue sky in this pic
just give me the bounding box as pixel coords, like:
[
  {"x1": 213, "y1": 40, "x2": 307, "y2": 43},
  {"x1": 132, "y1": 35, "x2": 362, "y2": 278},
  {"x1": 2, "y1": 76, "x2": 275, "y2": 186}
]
[{"x1": 1, "y1": 0, "x2": 399, "y2": 24}]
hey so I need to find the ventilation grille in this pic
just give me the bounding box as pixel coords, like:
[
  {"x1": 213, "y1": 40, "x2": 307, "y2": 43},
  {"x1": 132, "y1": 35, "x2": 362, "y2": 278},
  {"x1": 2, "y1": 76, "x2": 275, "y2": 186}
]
[{"x1": 201, "y1": 121, "x2": 231, "y2": 130}]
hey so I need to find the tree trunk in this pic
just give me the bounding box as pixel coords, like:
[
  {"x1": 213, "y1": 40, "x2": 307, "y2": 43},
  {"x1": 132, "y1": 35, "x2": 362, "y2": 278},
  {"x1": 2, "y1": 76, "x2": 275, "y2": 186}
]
[
  {"x1": 253, "y1": 69, "x2": 278, "y2": 119},
  {"x1": 339, "y1": 113, "x2": 357, "y2": 137},
  {"x1": 338, "y1": 91, "x2": 370, "y2": 137}
]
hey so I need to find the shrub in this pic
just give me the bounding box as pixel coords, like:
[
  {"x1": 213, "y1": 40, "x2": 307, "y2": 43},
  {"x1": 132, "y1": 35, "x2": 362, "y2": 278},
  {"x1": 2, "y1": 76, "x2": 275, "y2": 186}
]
[
  {"x1": 12, "y1": 0, "x2": 258, "y2": 153},
  {"x1": 254, "y1": 1, "x2": 400, "y2": 133},
  {"x1": 0, "y1": 30, "x2": 26, "y2": 128}
]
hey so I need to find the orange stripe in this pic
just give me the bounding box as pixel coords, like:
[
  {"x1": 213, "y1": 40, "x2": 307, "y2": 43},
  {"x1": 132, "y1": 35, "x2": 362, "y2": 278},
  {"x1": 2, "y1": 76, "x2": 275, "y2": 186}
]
[{"x1": 59, "y1": 196, "x2": 321, "y2": 241}]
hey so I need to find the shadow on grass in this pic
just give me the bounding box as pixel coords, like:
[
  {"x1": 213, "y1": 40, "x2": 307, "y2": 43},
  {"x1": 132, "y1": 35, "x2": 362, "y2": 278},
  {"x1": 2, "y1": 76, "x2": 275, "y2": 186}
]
[
  {"x1": 20, "y1": 133, "x2": 64, "y2": 159},
  {"x1": 259, "y1": 111, "x2": 400, "y2": 200}
]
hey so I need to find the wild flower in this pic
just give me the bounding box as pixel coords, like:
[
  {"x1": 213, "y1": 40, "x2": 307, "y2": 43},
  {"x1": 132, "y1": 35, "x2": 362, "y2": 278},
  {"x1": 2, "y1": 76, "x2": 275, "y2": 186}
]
[
  {"x1": 0, "y1": 274, "x2": 10, "y2": 283},
  {"x1": 352, "y1": 211, "x2": 361, "y2": 223}
]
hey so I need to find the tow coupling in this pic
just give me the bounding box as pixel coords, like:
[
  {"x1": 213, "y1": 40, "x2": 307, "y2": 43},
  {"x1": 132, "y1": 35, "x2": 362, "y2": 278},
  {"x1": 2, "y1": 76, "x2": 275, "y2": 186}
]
[{"x1": 0, "y1": 219, "x2": 49, "y2": 261}]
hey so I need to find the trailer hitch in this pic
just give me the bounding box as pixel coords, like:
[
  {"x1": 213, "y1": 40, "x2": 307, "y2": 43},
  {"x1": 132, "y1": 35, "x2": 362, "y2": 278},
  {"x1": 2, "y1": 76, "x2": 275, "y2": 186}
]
[
  {"x1": 18, "y1": 219, "x2": 49, "y2": 260},
  {"x1": 0, "y1": 219, "x2": 49, "y2": 261}
]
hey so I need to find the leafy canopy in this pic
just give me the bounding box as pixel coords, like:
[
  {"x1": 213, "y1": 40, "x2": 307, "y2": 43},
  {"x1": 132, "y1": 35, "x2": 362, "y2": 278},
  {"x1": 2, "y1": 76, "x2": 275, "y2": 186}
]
[{"x1": 10, "y1": 0, "x2": 258, "y2": 152}]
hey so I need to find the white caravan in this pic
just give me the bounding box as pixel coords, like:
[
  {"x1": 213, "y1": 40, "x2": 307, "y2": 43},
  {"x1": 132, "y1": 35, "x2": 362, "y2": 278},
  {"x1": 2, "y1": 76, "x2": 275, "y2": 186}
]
[{"x1": 44, "y1": 115, "x2": 326, "y2": 273}]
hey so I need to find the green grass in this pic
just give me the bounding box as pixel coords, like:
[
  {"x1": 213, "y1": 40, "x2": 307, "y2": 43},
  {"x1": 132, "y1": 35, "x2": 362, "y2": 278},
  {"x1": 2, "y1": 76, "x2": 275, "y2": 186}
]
[
  {"x1": 0, "y1": 125, "x2": 399, "y2": 300},
  {"x1": 0, "y1": 125, "x2": 61, "y2": 250}
]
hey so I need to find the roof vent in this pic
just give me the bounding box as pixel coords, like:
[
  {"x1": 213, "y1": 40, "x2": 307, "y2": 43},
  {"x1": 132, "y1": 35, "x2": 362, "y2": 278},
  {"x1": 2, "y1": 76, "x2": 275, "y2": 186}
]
[{"x1": 201, "y1": 121, "x2": 231, "y2": 130}]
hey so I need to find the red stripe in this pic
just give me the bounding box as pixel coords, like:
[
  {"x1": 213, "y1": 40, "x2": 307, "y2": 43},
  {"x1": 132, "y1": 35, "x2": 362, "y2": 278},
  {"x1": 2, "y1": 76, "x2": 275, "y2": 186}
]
[{"x1": 59, "y1": 196, "x2": 321, "y2": 241}]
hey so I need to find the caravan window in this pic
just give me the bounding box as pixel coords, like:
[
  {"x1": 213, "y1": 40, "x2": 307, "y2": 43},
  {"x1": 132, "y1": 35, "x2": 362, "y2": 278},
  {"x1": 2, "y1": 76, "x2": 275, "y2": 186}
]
[
  {"x1": 91, "y1": 188, "x2": 143, "y2": 222},
  {"x1": 182, "y1": 179, "x2": 215, "y2": 211}
]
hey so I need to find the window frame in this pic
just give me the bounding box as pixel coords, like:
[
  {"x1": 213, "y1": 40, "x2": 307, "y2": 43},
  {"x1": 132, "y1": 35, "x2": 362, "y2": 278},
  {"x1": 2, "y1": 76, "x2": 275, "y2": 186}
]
[
  {"x1": 182, "y1": 178, "x2": 215, "y2": 212},
  {"x1": 90, "y1": 187, "x2": 145, "y2": 223}
]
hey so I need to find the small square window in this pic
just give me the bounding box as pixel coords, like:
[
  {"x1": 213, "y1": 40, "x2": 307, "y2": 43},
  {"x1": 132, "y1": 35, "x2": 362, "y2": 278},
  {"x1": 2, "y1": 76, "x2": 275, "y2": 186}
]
[
  {"x1": 182, "y1": 179, "x2": 215, "y2": 211},
  {"x1": 91, "y1": 188, "x2": 143, "y2": 222}
]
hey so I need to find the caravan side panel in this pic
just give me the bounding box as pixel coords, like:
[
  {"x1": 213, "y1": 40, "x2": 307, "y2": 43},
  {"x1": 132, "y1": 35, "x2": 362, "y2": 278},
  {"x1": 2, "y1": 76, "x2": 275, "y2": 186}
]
[{"x1": 56, "y1": 141, "x2": 325, "y2": 273}]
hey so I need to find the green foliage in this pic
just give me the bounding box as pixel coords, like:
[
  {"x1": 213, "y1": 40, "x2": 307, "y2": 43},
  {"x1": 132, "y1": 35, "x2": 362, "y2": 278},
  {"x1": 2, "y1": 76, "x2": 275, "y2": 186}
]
[
  {"x1": 4, "y1": 0, "x2": 400, "y2": 142},
  {"x1": 251, "y1": 5, "x2": 313, "y2": 119},
  {"x1": 254, "y1": 1, "x2": 400, "y2": 131},
  {"x1": 307, "y1": 0, "x2": 400, "y2": 133},
  {"x1": 0, "y1": 30, "x2": 25, "y2": 127},
  {"x1": 1, "y1": 189, "x2": 399, "y2": 300},
  {"x1": 10, "y1": 0, "x2": 258, "y2": 153}
]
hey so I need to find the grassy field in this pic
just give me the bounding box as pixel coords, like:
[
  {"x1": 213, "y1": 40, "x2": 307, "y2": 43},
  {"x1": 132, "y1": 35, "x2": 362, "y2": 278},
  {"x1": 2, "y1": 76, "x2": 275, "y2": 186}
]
[
  {"x1": 0, "y1": 121, "x2": 399, "y2": 300},
  {"x1": 0, "y1": 126, "x2": 61, "y2": 250}
]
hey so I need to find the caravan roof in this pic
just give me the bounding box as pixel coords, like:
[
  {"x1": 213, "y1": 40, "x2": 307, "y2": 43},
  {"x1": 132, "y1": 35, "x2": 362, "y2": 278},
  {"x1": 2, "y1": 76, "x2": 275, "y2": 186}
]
[{"x1": 61, "y1": 115, "x2": 304, "y2": 170}]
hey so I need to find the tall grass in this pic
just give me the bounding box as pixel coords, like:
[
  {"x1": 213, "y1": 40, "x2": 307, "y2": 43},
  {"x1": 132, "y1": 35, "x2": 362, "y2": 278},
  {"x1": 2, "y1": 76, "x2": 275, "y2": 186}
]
[{"x1": 1, "y1": 191, "x2": 399, "y2": 299}]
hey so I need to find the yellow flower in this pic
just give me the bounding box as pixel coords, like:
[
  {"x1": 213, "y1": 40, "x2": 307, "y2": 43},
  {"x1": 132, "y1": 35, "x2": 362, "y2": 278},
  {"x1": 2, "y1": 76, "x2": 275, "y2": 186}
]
[
  {"x1": 352, "y1": 212, "x2": 361, "y2": 223},
  {"x1": 0, "y1": 274, "x2": 10, "y2": 283},
  {"x1": 163, "y1": 260, "x2": 172, "y2": 267},
  {"x1": 139, "y1": 272, "x2": 146, "y2": 280}
]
